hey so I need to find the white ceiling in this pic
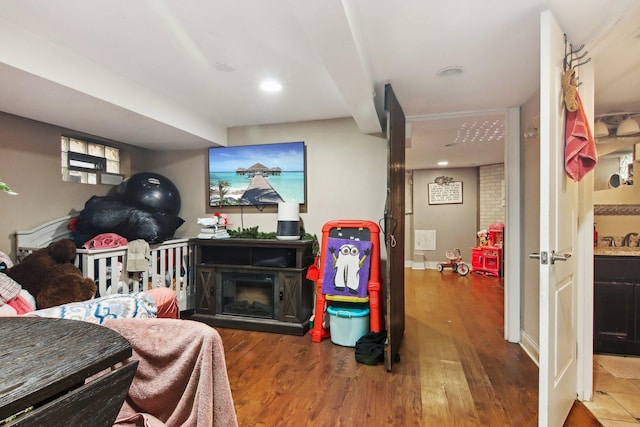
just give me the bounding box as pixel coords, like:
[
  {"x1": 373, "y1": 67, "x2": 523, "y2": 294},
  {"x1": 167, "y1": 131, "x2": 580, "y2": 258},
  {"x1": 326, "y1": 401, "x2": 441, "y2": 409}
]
[{"x1": 1, "y1": 0, "x2": 639, "y2": 170}]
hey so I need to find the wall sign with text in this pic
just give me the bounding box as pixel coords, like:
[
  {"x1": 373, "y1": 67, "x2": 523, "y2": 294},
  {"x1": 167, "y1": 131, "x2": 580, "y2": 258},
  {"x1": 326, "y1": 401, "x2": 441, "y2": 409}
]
[{"x1": 428, "y1": 181, "x2": 463, "y2": 205}]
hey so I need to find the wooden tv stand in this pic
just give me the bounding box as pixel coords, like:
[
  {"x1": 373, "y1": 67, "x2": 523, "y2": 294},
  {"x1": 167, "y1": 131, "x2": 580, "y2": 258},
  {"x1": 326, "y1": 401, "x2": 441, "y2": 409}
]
[{"x1": 190, "y1": 238, "x2": 315, "y2": 335}]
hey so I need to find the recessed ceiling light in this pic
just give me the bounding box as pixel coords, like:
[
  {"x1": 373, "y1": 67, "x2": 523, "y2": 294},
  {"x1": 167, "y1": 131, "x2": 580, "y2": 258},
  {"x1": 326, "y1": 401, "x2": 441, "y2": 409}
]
[
  {"x1": 437, "y1": 66, "x2": 464, "y2": 77},
  {"x1": 437, "y1": 161, "x2": 449, "y2": 166},
  {"x1": 260, "y1": 79, "x2": 283, "y2": 92}
]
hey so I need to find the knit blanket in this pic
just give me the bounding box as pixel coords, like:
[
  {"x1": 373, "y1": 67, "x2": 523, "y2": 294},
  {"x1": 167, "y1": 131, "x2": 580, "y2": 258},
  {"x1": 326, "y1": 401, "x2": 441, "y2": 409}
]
[
  {"x1": 0, "y1": 271, "x2": 21, "y2": 303},
  {"x1": 83, "y1": 232, "x2": 128, "y2": 249},
  {"x1": 103, "y1": 318, "x2": 238, "y2": 427},
  {"x1": 0, "y1": 272, "x2": 36, "y2": 315}
]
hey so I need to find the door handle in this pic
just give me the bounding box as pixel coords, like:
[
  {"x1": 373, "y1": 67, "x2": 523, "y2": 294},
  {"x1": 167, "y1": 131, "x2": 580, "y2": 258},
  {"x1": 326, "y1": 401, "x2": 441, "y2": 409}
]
[
  {"x1": 550, "y1": 250, "x2": 571, "y2": 264},
  {"x1": 530, "y1": 251, "x2": 571, "y2": 265},
  {"x1": 529, "y1": 251, "x2": 571, "y2": 264},
  {"x1": 529, "y1": 252, "x2": 548, "y2": 264}
]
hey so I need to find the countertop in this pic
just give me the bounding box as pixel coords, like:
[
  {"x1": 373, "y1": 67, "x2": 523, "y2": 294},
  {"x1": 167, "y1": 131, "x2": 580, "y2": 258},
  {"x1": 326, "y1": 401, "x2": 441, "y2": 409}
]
[{"x1": 594, "y1": 246, "x2": 640, "y2": 256}]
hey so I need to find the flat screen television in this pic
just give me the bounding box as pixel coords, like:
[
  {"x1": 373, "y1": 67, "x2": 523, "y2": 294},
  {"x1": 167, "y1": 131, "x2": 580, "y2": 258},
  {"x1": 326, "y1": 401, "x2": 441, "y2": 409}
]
[{"x1": 208, "y1": 141, "x2": 306, "y2": 208}]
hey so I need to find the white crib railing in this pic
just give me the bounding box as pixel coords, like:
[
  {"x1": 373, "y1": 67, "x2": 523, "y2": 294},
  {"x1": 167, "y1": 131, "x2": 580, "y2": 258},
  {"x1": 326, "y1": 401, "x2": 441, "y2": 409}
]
[
  {"x1": 77, "y1": 238, "x2": 192, "y2": 310},
  {"x1": 15, "y1": 216, "x2": 194, "y2": 311}
]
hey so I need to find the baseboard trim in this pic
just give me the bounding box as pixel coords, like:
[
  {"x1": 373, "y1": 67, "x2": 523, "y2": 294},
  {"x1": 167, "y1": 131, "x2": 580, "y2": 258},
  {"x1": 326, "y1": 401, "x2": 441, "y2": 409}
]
[
  {"x1": 425, "y1": 261, "x2": 440, "y2": 270},
  {"x1": 406, "y1": 261, "x2": 463, "y2": 271},
  {"x1": 519, "y1": 329, "x2": 540, "y2": 367}
]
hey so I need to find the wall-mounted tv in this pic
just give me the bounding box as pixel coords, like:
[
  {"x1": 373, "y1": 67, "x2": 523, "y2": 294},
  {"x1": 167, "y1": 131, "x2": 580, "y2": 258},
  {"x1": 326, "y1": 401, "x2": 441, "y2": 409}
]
[{"x1": 208, "y1": 141, "x2": 306, "y2": 208}]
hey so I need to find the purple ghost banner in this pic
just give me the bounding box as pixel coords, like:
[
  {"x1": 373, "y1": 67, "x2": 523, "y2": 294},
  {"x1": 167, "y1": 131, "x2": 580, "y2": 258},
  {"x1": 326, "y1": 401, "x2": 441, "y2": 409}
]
[{"x1": 321, "y1": 237, "x2": 372, "y2": 298}]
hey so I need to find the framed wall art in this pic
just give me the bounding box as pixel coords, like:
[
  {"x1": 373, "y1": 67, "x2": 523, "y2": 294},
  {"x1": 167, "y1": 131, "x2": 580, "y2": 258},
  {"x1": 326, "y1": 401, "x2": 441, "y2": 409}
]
[
  {"x1": 207, "y1": 141, "x2": 306, "y2": 210},
  {"x1": 428, "y1": 180, "x2": 463, "y2": 205}
]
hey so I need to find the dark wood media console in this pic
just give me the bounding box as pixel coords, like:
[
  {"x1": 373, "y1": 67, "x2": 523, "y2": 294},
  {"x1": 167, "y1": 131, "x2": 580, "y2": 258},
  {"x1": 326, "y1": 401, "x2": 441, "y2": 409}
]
[{"x1": 190, "y1": 238, "x2": 315, "y2": 335}]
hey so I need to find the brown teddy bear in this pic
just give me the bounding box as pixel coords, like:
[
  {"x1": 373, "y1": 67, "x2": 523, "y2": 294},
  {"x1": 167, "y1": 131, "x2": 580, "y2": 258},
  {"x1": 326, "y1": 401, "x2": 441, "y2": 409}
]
[{"x1": 5, "y1": 239, "x2": 97, "y2": 309}]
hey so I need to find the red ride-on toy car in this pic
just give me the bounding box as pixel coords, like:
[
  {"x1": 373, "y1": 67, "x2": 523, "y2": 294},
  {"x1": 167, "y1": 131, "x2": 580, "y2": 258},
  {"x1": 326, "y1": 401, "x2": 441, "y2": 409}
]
[{"x1": 436, "y1": 248, "x2": 469, "y2": 276}]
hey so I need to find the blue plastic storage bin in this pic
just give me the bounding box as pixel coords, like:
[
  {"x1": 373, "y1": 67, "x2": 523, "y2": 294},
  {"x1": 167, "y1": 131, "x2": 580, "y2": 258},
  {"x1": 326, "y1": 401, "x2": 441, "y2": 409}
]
[{"x1": 326, "y1": 303, "x2": 370, "y2": 347}]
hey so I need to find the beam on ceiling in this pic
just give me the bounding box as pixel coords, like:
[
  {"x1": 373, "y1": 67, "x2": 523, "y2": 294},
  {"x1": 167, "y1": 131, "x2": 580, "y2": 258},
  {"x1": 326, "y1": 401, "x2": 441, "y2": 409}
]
[{"x1": 289, "y1": 1, "x2": 382, "y2": 134}]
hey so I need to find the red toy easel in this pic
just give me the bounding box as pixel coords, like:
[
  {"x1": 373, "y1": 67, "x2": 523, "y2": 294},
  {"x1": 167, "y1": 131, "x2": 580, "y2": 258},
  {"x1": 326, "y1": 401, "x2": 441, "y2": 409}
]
[{"x1": 310, "y1": 220, "x2": 383, "y2": 343}]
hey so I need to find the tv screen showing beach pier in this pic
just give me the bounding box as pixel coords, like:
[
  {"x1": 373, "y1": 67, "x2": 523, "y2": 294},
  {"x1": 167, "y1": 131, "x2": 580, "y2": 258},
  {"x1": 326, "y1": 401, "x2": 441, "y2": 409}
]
[{"x1": 208, "y1": 141, "x2": 306, "y2": 207}]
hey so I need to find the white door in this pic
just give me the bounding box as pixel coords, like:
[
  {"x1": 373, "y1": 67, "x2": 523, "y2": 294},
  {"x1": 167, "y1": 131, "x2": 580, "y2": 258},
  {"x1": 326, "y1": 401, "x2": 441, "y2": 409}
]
[{"x1": 537, "y1": 10, "x2": 580, "y2": 426}]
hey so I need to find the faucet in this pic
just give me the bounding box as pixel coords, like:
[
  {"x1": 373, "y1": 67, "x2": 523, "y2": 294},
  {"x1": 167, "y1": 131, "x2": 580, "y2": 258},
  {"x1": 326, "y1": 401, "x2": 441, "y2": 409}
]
[
  {"x1": 601, "y1": 236, "x2": 615, "y2": 247},
  {"x1": 622, "y1": 232, "x2": 638, "y2": 247}
]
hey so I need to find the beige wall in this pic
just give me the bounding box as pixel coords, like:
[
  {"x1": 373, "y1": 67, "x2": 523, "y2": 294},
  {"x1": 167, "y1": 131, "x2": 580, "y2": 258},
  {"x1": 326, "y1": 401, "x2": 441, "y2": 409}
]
[
  {"x1": 144, "y1": 118, "x2": 388, "y2": 245},
  {"x1": 0, "y1": 112, "x2": 142, "y2": 257},
  {"x1": 520, "y1": 89, "x2": 541, "y2": 355},
  {"x1": 1, "y1": 114, "x2": 388, "y2": 260},
  {"x1": 409, "y1": 167, "x2": 479, "y2": 265},
  {"x1": 405, "y1": 164, "x2": 505, "y2": 267},
  {"x1": 223, "y1": 119, "x2": 388, "y2": 245}
]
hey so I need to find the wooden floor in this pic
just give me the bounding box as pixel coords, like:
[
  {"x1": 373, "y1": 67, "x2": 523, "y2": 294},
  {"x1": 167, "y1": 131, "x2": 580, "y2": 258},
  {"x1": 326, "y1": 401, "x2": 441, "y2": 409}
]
[{"x1": 213, "y1": 268, "x2": 597, "y2": 426}]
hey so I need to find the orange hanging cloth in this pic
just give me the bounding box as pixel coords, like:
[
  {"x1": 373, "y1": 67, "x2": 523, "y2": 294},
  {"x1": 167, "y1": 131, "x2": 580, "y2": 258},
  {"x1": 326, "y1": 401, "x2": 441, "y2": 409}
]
[{"x1": 564, "y1": 91, "x2": 598, "y2": 181}]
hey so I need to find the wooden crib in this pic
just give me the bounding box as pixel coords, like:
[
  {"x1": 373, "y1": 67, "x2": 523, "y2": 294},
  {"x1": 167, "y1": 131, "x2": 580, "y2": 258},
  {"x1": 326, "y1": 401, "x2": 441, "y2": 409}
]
[{"x1": 15, "y1": 215, "x2": 194, "y2": 311}]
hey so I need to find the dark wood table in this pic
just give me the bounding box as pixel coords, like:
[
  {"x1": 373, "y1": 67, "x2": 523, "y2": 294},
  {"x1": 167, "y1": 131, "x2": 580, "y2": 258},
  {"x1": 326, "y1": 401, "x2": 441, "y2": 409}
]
[{"x1": 0, "y1": 317, "x2": 137, "y2": 426}]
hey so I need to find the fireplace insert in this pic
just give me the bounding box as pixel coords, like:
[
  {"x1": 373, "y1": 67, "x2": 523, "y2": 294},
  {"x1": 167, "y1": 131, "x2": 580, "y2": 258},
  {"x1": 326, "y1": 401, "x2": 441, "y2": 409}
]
[{"x1": 218, "y1": 270, "x2": 277, "y2": 319}]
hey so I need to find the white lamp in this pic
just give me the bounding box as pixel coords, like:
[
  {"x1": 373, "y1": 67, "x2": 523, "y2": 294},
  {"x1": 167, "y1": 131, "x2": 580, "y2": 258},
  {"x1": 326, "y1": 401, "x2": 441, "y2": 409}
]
[
  {"x1": 616, "y1": 115, "x2": 640, "y2": 136},
  {"x1": 594, "y1": 119, "x2": 609, "y2": 138}
]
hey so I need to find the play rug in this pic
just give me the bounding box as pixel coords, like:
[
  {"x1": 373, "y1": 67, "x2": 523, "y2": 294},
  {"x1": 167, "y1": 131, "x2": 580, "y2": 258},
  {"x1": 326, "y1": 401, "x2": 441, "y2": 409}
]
[{"x1": 594, "y1": 354, "x2": 640, "y2": 379}]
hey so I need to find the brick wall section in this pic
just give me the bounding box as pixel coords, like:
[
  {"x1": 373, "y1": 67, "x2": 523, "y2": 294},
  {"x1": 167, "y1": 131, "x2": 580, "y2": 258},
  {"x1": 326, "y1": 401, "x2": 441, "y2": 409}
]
[{"x1": 479, "y1": 163, "x2": 505, "y2": 231}]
